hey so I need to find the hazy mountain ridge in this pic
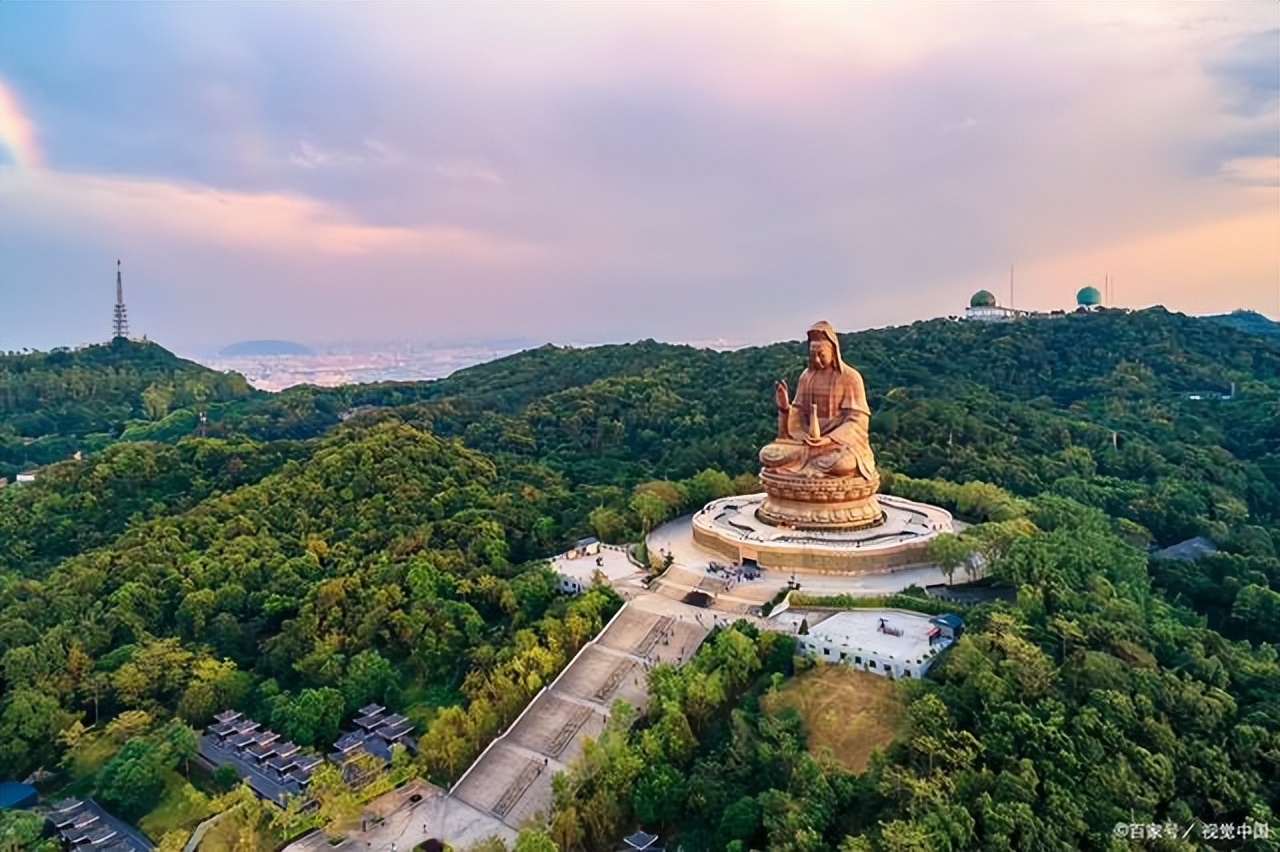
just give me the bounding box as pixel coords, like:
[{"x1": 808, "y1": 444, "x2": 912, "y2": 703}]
[
  {"x1": 1206, "y1": 309, "x2": 1280, "y2": 338},
  {"x1": 217, "y1": 339, "x2": 314, "y2": 357}
]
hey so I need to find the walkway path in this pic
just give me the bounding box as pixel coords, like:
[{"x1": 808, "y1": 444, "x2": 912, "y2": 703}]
[{"x1": 449, "y1": 595, "x2": 708, "y2": 835}]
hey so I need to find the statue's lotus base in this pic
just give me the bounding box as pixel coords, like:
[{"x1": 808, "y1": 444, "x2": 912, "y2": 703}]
[
  {"x1": 757, "y1": 469, "x2": 885, "y2": 531},
  {"x1": 688, "y1": 491, "x2": 953, "y2": 575}
]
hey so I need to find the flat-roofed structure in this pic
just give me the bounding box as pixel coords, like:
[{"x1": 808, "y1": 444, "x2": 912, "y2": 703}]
[
  {"x1": 796, "y1": 609, "x2": 962, "y2": 679},
  {"x1": 50, "y1": 797, "x2": 154, "y2": 852},
  {"x1": 0, "y1": 779, "x2": 37, "y2": 809}
]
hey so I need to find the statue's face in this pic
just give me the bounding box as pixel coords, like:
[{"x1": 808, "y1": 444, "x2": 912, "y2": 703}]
[{"x1": 810, "y1": 339, "x2": 834, "y2": 369}]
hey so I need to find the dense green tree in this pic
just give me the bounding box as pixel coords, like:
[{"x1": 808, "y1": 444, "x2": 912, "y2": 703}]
[
  {"x1": 340, "y1": 649, "x2": 398, "y2": 712},
  {"x1": 95, "y1": 738, "x2": 169, "y2": 821},
  {"x1": 925, "y1": 534, "x2": 970, "y2": 585},
  {"x1": 271, "y1": 687, "x2": 346, "y2": 747},
  {"x1": 0, "y1": 689, "x2": 77, "y2": 776},
  {"x1": 213, "y1": 763, "x2": 241, "y2": 792},
  {"x1": 513, "y1": 828, "x2": 559, "y2": 852},
  {"x1": 0, "y1": 810, "x2": 57, "y2": 852}
]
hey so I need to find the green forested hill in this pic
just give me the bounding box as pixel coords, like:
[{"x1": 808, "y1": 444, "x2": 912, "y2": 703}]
[
  {"x1": 1207, "y1": 309, "x2": 1280, "y2": 339},
  {"x1": 1, "y1": 308, "x2": 1277, "y2": 851},
  {"x1": 0, "y1": 420, "x2": 616, "y2": 789},
  {"x1": 0, "y1": 339, "x2": 257, "y2": 480},
  {"x1": 405, "y1": 308, "x2": 1280, "y2": 548},
  {"x1": 0, "y1": 437, "x2": 311, "y2": 577}
]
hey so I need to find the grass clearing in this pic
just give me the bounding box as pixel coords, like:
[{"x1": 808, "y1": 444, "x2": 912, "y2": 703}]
[
  {"x1": 762, "y1": 663, "x2": 905, "y2": 773},
  {"x1": 196, "y1": 806, "x2": 287, "y2": 852},
  {"x1": 138, "y1": 771, "x2": 214, "y2": 840},
  {"x1": 65, "y1": 731, "x2": 120, "y2": 781}
]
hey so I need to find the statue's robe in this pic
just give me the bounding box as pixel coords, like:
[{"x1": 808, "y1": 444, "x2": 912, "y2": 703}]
[{"x1": 785, "y1": 363, "x2": 876, "y2": 479}]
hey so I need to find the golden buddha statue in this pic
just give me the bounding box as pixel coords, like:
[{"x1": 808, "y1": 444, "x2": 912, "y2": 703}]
[{"x1": 757, "y1": 321, "x2": 884, "y2": 530}]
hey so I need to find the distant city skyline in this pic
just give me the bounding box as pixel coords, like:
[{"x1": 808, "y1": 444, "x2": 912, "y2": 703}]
[{"x1": 1, "y1": 4, "x2": 1276, "y2": 353}]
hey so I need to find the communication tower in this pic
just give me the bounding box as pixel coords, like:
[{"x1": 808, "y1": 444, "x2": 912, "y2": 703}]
[{"x1": 112, "y1": 260, "x2": 130, "y2": 340}]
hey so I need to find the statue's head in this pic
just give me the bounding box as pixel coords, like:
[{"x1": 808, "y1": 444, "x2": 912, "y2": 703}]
[
  {"x1": 809, "y1": 338, "x2": 835, "y2": 369},
  {"x1": 806, "y1": 320, "x2": 841, "y2": 370}
]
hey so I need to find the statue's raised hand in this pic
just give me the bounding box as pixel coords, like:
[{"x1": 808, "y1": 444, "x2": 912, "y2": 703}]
[{"x1": 774, "y1": 380, "x2": 790, "y2": 411}]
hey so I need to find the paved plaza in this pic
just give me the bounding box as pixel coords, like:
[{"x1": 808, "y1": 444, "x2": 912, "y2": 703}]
[
  {"x1": 444, "y1": 596, "x2": 711, "y2": 839},
  {"x1": 551, "y1": 543, "x2": 645, "y2": 590},
  {"x1": 283, "y1": 780, "x2": 514, "y2": 852}
]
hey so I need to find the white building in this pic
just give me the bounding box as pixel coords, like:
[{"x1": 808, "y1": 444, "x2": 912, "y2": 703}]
[
  {"x1": 563, "y1": 537, "x2": 601, "y2": 559},
  {"x1": 964, "y1": 289, "x2": 1027, "y2": 322},
  {"x1": 797, "y1": 609, "x2": 962, "y2": 679}
]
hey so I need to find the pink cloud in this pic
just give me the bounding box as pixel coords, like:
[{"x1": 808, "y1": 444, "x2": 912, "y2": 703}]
[{"x1": 1, "y1": 165, "x2": 533, "y2": 260}]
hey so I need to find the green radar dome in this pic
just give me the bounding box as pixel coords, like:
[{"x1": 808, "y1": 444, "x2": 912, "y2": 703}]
[
  {"x1": 970, "y1": 290, "x2": 997, "y2": 308},
  {"x1": 1077, "y1": 286, "x2": 1102, "y2": 306}
]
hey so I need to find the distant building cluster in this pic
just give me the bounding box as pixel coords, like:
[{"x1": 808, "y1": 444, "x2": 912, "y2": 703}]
[
  {"x1": 202, "y1": 344, "x2": 525, "y2": 392},
  {"x1": 49, "y1": 798, "x2": 154, "y2": 852},
  {"x1": 332, "y1": 703, "x2": 416, "y2": 767},
  {"x1": 199, "y1": 705, "x2": 417, "y2": 805},
  {"x1": 202, "y1": 711, "x2": 324, "y2": 804},
  {"x1": 962, "y1": 286, "x2": 1105, "y2": 322}
]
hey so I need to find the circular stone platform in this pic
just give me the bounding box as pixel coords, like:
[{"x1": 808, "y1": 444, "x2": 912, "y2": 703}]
[{"x1": 691, "y1": 493, "x2": 953, "y2": 575}]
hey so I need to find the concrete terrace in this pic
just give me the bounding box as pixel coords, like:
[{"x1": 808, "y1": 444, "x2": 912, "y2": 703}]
[
  {"x1": 282, "y1": 780, "x2": 510, "y2": 852},
  {"x1": 552, "y1": 542, "x2": 643, "y2": 583},
  {"x1": 648, "y1": 513, "x2": 965, "y2": 606}
]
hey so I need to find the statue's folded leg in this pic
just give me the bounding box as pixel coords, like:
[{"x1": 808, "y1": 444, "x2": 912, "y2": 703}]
[
  {"x1": 760, "y1": 441, "x2": 805, "y2": 470},
  {"x1": 813, "y1": 446, "x2": 859, "y2": 476}
]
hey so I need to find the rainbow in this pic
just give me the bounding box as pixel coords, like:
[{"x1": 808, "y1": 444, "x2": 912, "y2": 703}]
[{"x1": 0, "y1": 77, "x2": 41, "y2": 168}]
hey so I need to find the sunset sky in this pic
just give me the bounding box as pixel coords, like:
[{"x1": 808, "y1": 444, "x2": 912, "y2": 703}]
[{"x1": 1, "y1": 3, "x2": 1276, "y2": 353}]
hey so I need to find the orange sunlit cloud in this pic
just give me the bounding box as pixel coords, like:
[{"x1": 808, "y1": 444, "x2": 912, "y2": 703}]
[
  {"x1": 0, "y1": 77, "x2": 42, "y2": 167},
  {"x1": 1017, "y1": 206, "x2": 1279, "y2": 316}
]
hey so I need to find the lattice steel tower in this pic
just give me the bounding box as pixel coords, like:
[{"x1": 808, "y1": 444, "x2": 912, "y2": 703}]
[{"x1": 112, "y1": 260, "x2": 129, "y2": 340}]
